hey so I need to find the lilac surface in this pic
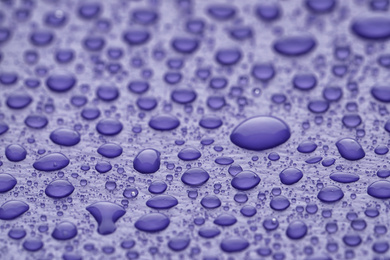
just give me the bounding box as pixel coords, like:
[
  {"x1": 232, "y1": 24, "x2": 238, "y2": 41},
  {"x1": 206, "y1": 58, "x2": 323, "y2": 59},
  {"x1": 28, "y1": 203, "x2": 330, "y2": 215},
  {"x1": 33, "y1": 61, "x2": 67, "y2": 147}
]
[{"x1": 1, "y1": 0, "x2": 390, "y2": 260}]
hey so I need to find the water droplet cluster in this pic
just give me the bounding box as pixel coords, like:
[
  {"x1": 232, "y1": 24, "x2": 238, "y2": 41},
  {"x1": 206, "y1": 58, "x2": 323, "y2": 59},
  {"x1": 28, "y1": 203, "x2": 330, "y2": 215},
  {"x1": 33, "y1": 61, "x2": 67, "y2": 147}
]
[{"x1": 1, "y1": 0, "x2": 390, "y2": 259}]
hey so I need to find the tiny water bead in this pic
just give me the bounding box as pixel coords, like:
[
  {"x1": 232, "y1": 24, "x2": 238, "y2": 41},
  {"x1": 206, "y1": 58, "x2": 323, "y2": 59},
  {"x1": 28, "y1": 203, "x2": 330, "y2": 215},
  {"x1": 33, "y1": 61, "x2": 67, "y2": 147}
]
[{"x1": 230, "y1": 116, "x2": 291, "y2": 151}]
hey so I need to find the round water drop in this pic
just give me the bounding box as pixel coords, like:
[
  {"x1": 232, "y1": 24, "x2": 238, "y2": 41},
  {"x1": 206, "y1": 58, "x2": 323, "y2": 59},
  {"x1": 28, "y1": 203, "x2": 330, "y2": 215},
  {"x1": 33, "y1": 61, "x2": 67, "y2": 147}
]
[
  {"x1": 375, "y1": 145, "x2": 389, "y2": 155},
  {"x1": 308, "y1": 100, "x2": 329, "y2": 113},
  {"x1": 186, "y1": 19, "x2": 205, "y2": 34},
  {"x1": 30, "y1": 31, "x2": 54, "y2": 46},
  {"x1": 55, "y1": 49, "x2": 74, "y2": 64},
  {"x1": 46, "y1": 73, "x2": 76, "y2": 92},
  {"x1": 24, "y1": 115, "x2": 48, "y2": 129},
  {"x1": 171, "y1": 89, "x2": 197, "y2": 104},
  {"x1": 240, "y1": 205, "x2": 257, "y2": 217},
  {"x1": 148, "y1": 181, "x2": 167, "y2": 194},
  {"x1": 209, "y1": 77, "x2": 227, "y2": 89},
  {"x1": 229, "y1": 27, "x2": 253, "y2": 41},
  {"x1": 133, "y1": 148, "x2": 160, "y2": 174},
  {"x1": 0, "y1": 122, "x2": 8, "y2": 135},
  {"x1": 122, "y1": 30, "x2": 150, "y2": 46},
  {"x1": 336, "y1": 138, "x2": 365, "y2": 160},
  {"x1": 268, "y1": 152, "x2": 280, "y2": 161},
  {"x1": 70, "y1": 95, "x2": 87, "y2": 107},
  {"x1": 5, "y1": 144, "x2": 27, "y2": 162},
  {"x1": 199, "y1": 115, "x2": 222, "y2": 129},
  {"x1": 305, "y1": 0, "x2": 336, "y2": 13},
  {"x1": 168, "y1": 237, "x2": 190, "y2": 252},
  {"x1": 97, "y1": 143, "x2": 123, "y2": 158},
  {"x1": 181, "y1": 168, "x2": 209, "y2": 186},
  {"x1": 273, "y1": 36, "x2": 316, "y2": 56},
  {"x1": 256, "y1": 4, "x2": 280, "y2": 21},
  {"x1": 230, "y1": 116, "x2": 291, "y2": 151},
  {"x1": 0, "y1": 72, "x2": 18, "y2": 85},
  {"x1": 367, "y1": 180, "x2": 390, "y2": 199},
  {"x1": 200, "y1": 195, "x2": 221, "y2": 209},
  {"x1": 171, "y1": 38, "x2": 199, "y2": 54},
  {"x1": 23, "y1": 239, "x2": 43, "y2": 252},
  {"x1": 44, "y1": 11, "x2": 67, "y2": 27},
  {"x1": 0, "y1": 173, "x2": 17, "y2": 193},
  {"x1": 149, "y1": 114, "x2": 180, "y2": 131},
  {"x1": 96, "y1": 86, "x2": 119, "y2": 101},
  {"x1": 342, "y1": 114, "x2": 361, "y2": 128},
  {"x1": 231, "y1": 170, "x2": 260, "y2": 190},
  {"x1": 132, "y1": 9, "x2": 158, "y2": 25},
  {"x1": 215, "y1": 157, "x2": 234, "y2": 165},
  {"x1": 215, "y1": 48, "x2": 242, "y2": 66},
  {"x1": 137, "y1": 97, "x2": 157, "y2": 111},
  {"x1": 146, "y1": 195, "x2": 178, "y2": 209},
  {"x1": 220, "y1": 237, "x2": 249, "y2": 253},
  {"x1": 207, "y1": 96, "x2": 226, "y2": 110},
  {"x1": 178, "y1": 147, "x2": 201, "y2": 161},
  {"x1": 286, "y1": 221, "x2": 308, "y2": 240},
  {"x1": 330, "y1": 172, "x2": 359, "y2": 183},
  {"x1": 33, "y1": 153, "x2": 69, "y2": 171},
  {"x1": 50, "y1": 128, "x2": 80, "y2": 146},
  {"x1": 0, "y1": 28, "x2": 11, "y2": 44},
  {"x1": 305, "y1": 156, "x2": 322, "y2": 164},
  {"x1": 297, "y1": 141, "x2": 317, "y2": 153},
  {"x1": 371, "y1": 86, "x2": 390, "y2": 102},
  {"x1": 128, "y1": 81, "x2": 149, "y2": 94},
  {"x1": 342, "y1": 235, "x2": 362, "y2": 247},
  {"x1": 6, "y1": 93, "x2": 32, "y2": 109},
  {"x1": 323, "y1": 87, "x2": 342, "y2": 102},
  {"x1": 86, "y1": 202, "x2": 126, "y2": 235},
  {"x1": 78, "y1": 3, "x2": 101, "y2": 19},
  {"x1": 134, "y1": 213, "x2": 170, "y2": 233},
  {"x1": 270, "y1": 195, "x2": 290, "y2": 211},
  {"x1": 317, "y1": 186, "x2": 344, "y2": 202},
  {"x1": 377, "y1": 169, "x2": 390, "y2": 178},
  {"x1": 96, "y1": 118, "x2": 123, "y2": 136},
  {"x1": 378, "y1": 54, "x2": 390, "y2": 68},
  {"x1": 351, "y1": 17, "x2": 390, "y2": 40},
  {"x1": 95, "y1": 161, "x2": 112, "y2": 173},
  {"x1": 8, "y1": 228, "x2": 26, "y2": 240},
  {"x1": 0, "y1": 200, "x2": 29, "y2": 220},
  {"x1": 45, "y1": 180, "x2": 74, "y2": 199},
  {"x1": 52, "y1": 221, "x2": 77, "y2": 240},
  {"x1": 207, "y1": 5, "x2": 236, "y2": 20},
  {"x1": 123, "y1": 188, "x2": 138, "y2": 199},
  {"x1": 263, "y1": 218, "x2": 279, "y2": 231},
  {"x1": 81, "y1": 107, "x2": 100, "y2": 120},
  {"x1": 198, "y1": 227, "x2": 221, "y2": 238},
  {"x1": 83, "y1": 36, "x2": 105, "y2": 51},
  {"x1": 214, "y1": 213, "x2": 237, "y2": 226},
  {"x1": 251, "y1": 63, "x2": 275, "y2": 81},
  {"x1": 279, "y1": 168, "x2": 303, "y2": 185}
]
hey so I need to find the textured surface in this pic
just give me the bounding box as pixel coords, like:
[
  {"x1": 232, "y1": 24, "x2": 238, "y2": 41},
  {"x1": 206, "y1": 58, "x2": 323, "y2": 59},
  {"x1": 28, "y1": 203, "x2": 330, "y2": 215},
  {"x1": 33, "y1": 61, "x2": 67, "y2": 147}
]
[{"x1": 1, "y1": 0, "x2": 390, "y2": 259}]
